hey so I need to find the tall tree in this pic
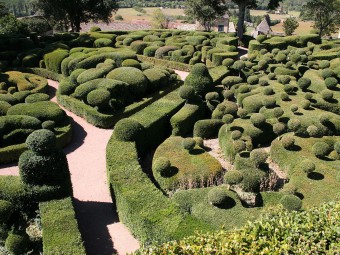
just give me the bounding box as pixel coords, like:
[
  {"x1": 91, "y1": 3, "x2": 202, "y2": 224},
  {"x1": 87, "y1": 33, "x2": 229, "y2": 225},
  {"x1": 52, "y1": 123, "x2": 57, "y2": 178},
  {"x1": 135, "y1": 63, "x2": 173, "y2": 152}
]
[
  {"x1": 152, "y1": 8, "x2": 171, "y2": 29},
  {"x1": 231, "y1": 0, "x2": 282, "y2": 40},
  {"x1": 35, "y1": 0, "x2": 118, "y2": 32},
  {"x1": 185, "y1": 0, "x2": 228, "y2": 31},
  {"x1": 283, "y1": 17, "x2": 299, "y2": 35},
  {"x1": 302, "y1": 0, "x2": 340, "y2": 37}
]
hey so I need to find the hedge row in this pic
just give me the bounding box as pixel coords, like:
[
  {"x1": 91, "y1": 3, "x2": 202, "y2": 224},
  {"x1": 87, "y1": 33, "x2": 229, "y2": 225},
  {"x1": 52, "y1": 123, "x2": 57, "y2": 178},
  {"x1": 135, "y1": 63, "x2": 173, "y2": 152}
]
[
  {"x1": 137, "y1": 55, "x2": 191, "y2": 72},
  {"x1": 107, "y1": 90, "x2": 210, "y2": 244},
  {"x1": 39, "y1": 197, "x2": 86, "y2": 255}
]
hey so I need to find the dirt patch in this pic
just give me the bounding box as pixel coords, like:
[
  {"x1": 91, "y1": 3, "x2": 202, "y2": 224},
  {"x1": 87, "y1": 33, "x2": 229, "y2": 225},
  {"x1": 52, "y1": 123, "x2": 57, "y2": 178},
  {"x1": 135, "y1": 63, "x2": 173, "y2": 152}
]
[{"x1": 203, "y1": 138, "x2": 233, "y2": 171}]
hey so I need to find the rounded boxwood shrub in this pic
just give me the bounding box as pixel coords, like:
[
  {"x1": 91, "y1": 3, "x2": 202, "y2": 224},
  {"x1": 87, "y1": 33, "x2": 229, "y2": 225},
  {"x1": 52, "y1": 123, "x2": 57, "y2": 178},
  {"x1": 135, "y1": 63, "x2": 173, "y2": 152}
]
[
  {"x1": 107, "y1": 67, "x2": 149, "y2": 98},
  {"x1": 0, "y1": 200, "x2": 13, "y2": 224},
  {"x1": 205, "y1": 92, "x2": 219, "y2": 101},
  {"x1": 259, "y1": 79, "x2": 269, "y2": 86},
  {"x1": 182, "y1": 138, "x2": 196, "y2": 151},
  {"x1": 0, "y1": 101, "x2": 11, "y2": 116},
  {"x1": 5, "y1": 233, "x2": 29, "y2": 255},
  {"x1": 281, "y1": 135, "x2": 295, "y2": 149},
  {"x1": 222, "y1": 114, "x2": 234, "y2": 124},
  {"x1": 114, "y1": 118, "x2": 144, "y2": 142},
  {"x1": 280, "y1": 92, "x2": 290, "y2": 101},
  {"x1": 268, "y1": 73, "x2": 276, "y2": 80},
  {"x1": 238, "y1": 84, "x2": 249, "y2": 93},
  {"x1": 42, "y1": 120, "x2": 55, "y2": 131},
  {"x1": 222, "y1": 58, "x2": 234, "y2": 67},
  {"x1": 241, "y1": 171, "x2": 261, "y2": 192},
  {"x1": 280, "y1": 194, "x2": 302, "y2": 211},
  {"x1": 307, "y1": 125, "x2": 320, "y2": 137},
  {"x1": 325, "y1": 77, "x2": 337, "y2": 89},
  {"x1": 25, "y1": 93, "x2": 49, "y2": 103},
  {"x1": 237, "y1": 108, "x2": 248, "y2": 119},
  {"x1": 301, "y1": 100, "x2": 311, "y2": 110},
  {"x1": 282, "y1": 183, "x2": 297, "y2": 195},
  {"x1": 121, "y1": 59, "x2": 141, "y2": 69},
  {"x1": 283, "y1": 84, "x2": 295, "y2": 94},
  {"x1": 273, "y1": 122, "x2": 286, "y2": 136},
  {"x1": 179, "y1": 86, "x2": 195, "y2": 101},
  {"x1": 290, "y1": 105, "x2": 299, "y2": 113},
  {"x1": 321, "y1": 89, "x2": 333, "y2": 101},
  {"x1": 262, "y1": 97, "x2": 276, "y2": 108},
  {"x1": 247, "y1": 76, "x2": 259, "y2": 85},
  {"x1": 298, "y1": 77, "x2": 311, "y2": 90},
  {"x1": 208, "y1": 187, "x2": 229, "y2": 206},
  {"x1": 334, "y1": 142, "x2": 340, "y2": 154},
  {"x1": 273, "y1": 107, "x2": 284, "y2": 119},
  {"x1": 231, "y1": 130, "x2": 242, "y2": 140},
  {"x1": 263, "y1": 87, "x2": 274, "y2": 95},
  {"x1": 278, "y1": 75, "x2": 291, "y2": 85},
  {"x1": 321, "y1": 68, "x2": 335, "y2": 79},
  {"x1": 224, "y1": 170, "x2": 243, "y2": 185},
  {"x1": 26, "y1": 129, "x2": 56, "y2": 154},
  {"x1": 86, "y1": 89, "x2": 111, "y2": 110},
  {"x1": 222, "y1": 90, "x2": 234, "y2": 100},
  {"x1": 319, "y1": 60, "x2": 330, "y2": 69},
  {"x1": 94, "y1": 38, "x2": 113, "y2": 48},
  {"x1": 153, "y1": 157, "x2": 171, "y2": 177},
  {"x1": 305, "y1": 92, "x2": 313, "y2": 100},
  {"x1": 300, "y1": 159, "x2": 315, "y2": 174},
  {"x1": 193, "y1": 137, "x2": 204, "y2": 148},
  {"x1": 250, "y1": 149, "x2": 268, "y2": 167},
  {"x1": 319, "y1": 113, "x2": 330, "y2": 125},
  {"x1": 184, "y1": 63, "x2": 213, "y2": 96},
  {"x1": 233, "y1": 140, "x2": 246, "y2": 153},
  {"x1": 312, "y1": 142, "x2": 331, "y2": 158},
  {"x1": 222, "y1": 76, "x2": 243, "y2": 88},
  {"x1": 250, "y1": 113, "x2": 266, "y2": 128},
  {"x1": 130, "y1": 40, "x2": 148, "y2": 54}
]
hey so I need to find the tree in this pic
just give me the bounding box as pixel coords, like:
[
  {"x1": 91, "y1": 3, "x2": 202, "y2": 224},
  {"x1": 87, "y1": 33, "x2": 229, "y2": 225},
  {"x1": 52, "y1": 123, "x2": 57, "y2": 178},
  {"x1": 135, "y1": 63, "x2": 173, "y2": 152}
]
[
  {"x1": 152, "y1": 8, "x2": 171, "y2": 29},
  {"x1": 0, "y1": 14, "x2": 28, "y2": 35},
  {"x1": 185, "y1": 0, "x2": 228, "y2": 31},
  {"x1": 231, "y1": 0, "x2": 282, "y2": 40},
  {"x1": 302, "y1": 0, "x2": 340, "y2": 37},
  {"x1": 35, "y1": 0, "x2": 118, "y2": 32},
  {"x1": 283, "y1": 17, "x2": 299, "y2": 35}
]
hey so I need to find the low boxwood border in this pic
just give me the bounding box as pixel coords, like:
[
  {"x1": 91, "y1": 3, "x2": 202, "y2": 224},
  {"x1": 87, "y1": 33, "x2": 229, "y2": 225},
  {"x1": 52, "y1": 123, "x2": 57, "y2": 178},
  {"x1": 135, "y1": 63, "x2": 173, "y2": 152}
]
[{"x1": 137, "y1": 55, "x2": 191, "y2": 72}]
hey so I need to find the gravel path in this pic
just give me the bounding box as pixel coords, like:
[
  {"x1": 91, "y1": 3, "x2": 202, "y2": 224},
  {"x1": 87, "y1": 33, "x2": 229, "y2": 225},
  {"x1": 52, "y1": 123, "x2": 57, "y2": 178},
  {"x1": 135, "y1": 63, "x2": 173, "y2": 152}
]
[{"x1": 203, "y1": 138, "x2": 232, "y2": 171}]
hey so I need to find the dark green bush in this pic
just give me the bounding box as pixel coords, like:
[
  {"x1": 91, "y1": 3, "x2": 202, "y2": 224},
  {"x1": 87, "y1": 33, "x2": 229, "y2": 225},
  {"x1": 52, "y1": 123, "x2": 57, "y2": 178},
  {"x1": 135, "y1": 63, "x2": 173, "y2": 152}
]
[
  {"x1": 25, "y1": 129, "x2": 56, "y2": 154},
  {"x1": 319, "y1": 60, "x2": 330, "y2": 69},
  {"x1": 107, "y1": 67, "x2": 149, "y2": 98},
  {"x1": 122, "y1": 59, "x2": 141, "y2": 69},
  {"x1": 222, "y1": 114, "x2": 234, "y2": 124},
  {"x1": 241, "y1": 171, "x2": 261, "y2": 192},
  {"x1": 114, "y1": 118, "x2": 144, "y2": 142},
  {"x1": 247, "y1": 76, "x2": 259, "y2": 85},
  {"x1": 5, "y1": 233, "x2": 29, "y2": 255},
  {"x1": 250, "y1": 149, "x2": 268, "y2": 167},
  {"x1": 205, "y1": 92, "x2": 219, "y2": 101},
  {"x1": 42, "y1": 120, "x2": 55, "y2": 131},
  {"x1": 182, "y1": 138, "x2": 196, "y2": 151},
  {"x1": 143, "y1": 46, "x2": 159, "y2": 57},
  {"x1": 262, "y1": 97, "x2": 276, "y2": 108},
  {"x1": 238, "y1": 84, "x2": 250, "y2": 93},
  {"x1": 273, "y1": 107, "x2": 284, "y2": 118},
  {"x1": 320, "y1": 89, "x2": 333, "y2": 101},
  {"x1": 170, "y1": 104, "x2": 203, "y2": 136},
  {"x1": 281, "y1": 134, "x2": 295, "y2": 149},
  {"x1": 222, "y1": 76, "x2": 243, "y2": 88},
  {"x1": 224, "y1": 170, "x2": 243, "y2": 185},
  {"x1": 86, "y1": 89, "x2": 111, "y2": 110},
  {"x1": 0, "y1": 101, "x2": 11, "y2": 116},
  {"x1": 25, "y1": 93, "x2": 49, "y2": 103},
  {"x1": 153, "y1": 157, "x2": 171, "y2": 177},
  {"x1": 301, "y1": 100, "x2": 311, "y2": 110},
  {"x1": 307, "y1": 125, "x2": 320, "y2": 137},
  {"x1": 237, "y1": 108, "x2": 248, "y2": 119},
  {"x1": 130, "y1": 40, "x2": 149, "y2": 54},
  {"x1": 143, "y1": 68, "x2": 169, "y2": 92},
  {"x1": 300, "y1": 159, "x2": 315, "y2": 174},
  {"x1": 0, "y1": 200, "x2": 13, "y2": 224},
  {"x1": 155, "y1": 46, "x2": 178, "y2": 59},
  {"x1": 321, "y1": 68, "x2": 335, "y2": 79},
  {"x1": 280, "y1": 195, "x2": 302, "y2": 211},
  {"x1": 193, "y1": 119, "x2": 224, "y2": 138},
  {"x1": 179, "y1": 86, "x2": 195, "y2": 101},
  {"x1": 273, "y1": 122, "x2": 286, "y2": 137},
  {"x1": 44, "y1": 49, "x2": 69, "y2": 74},
  {"x1": 93, "y1": 38, "x2": 113, "y2": 48},
  {"x1": 233, "y1": 140, "x2": 246, "y2": 154},
  {"x1": 290, "y1": 104, "x2": 299, "y2": 113},
  {"x1": 319, "y1": 113, "x2": 330, "y2": 125},
  {"x1": 184, "y1": 63, "x2": 213, "y2": 96},
  {"x1": 231, "y1": 130, "x2": 242, "y2": 141},
  {"x1": 298, "y1": 77, "x2": 311, "y2": 90},
  {"x1": 278, "y1": 75, "x2": 291, "y2": 85},
  {"x1": 222, "y1": 58, "x2": 234, "y2": 67},
  {"x1": 324, "y1": 77, "x2": 338, "y2": 89},
  {"x1": 312, "y1": 142, "x2": 331, "y2": 158},
  {"x1": 207, "y1": 188, "x2": 229, "y2": 206},
  {"x1": 250, "y1": 113, "x2": 266, "y2": 128}
]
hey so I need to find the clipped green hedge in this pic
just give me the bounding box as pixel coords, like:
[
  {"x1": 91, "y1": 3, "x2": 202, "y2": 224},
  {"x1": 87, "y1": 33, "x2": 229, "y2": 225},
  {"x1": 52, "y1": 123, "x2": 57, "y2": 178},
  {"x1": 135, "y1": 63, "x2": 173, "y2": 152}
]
[
  {"x1": 44, "y1": 49, "x2": 69, "y2": 74},
  {"x1": 40, "y1": 197, "x2": 86, "y2": 255},
  {"x1": 137, "y1": 55, "x2": 191, "y2": 72}
]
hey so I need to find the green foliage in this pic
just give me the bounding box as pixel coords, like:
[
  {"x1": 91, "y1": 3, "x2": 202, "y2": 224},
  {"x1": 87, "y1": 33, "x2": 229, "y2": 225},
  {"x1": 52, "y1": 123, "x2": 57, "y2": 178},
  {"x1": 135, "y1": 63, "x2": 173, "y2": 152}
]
[
  {"x1": 283, "y1": 17, "x2": 299, "y2": 36},
  {"x1": 207, "y1": 187, "x2": 229, "y2": 206},
  {"x1": 122, "y1": 59, "x2": 141, "y2": 69},
  {"x1": 171, "y1": 104, "x2": 203, "y2": 136},
  {"x1": 280, "y1": 194, "x2": 302, "y2": 211},
  {"x1": 25, "y1": 93, "x2": 49, "y2": 103},
  {"x1": 250, "y1": 149, "x2": 268, "y2": 167},
  {"x1": 300, "y1": 159, "x2": 315, "y2": 174},
  {"x1": 298, "y1": 77, "x2": 311, "y2": 90},
  {"x1": 86, "y1": 89, "x2": 111, "y2": 110},
  {"x1": 40, "y1": 197, "x2": 86, "y2": 255},
  {"x1": 44, "y1": 49, "x2": 69, "y2": 74},
  {"x1": 179, "y1": 86, "x2": 195, "y2": 101},
  {"x1": 0, "y1": 200, "x2": 13, "y2": 224},
  {"x1": 93, "y1": 38, "x2": 113, "y2": 48},
  {"x1": 153, "y1": 157, "x2": 171, "y2": 177},
  {"x1": 224, "y1": 170, "x2": 243, "y2": 185},
  {"x1": 5, "y1": 233, "x2": 29, "y2": 255},
  {"x1": 114, "y1": 118, "x2": 144, "y2": 142},
  {"x1": 25, "y1": 129, "x2": 56, "y2": 154},
  {"x1": 325, "y1": 77, "x2": 338, "y2": 89},
  {"x1": 182, "y1": 138, "x2": 196, "y2": 151},
  {"x1": 193, "y1": 119, "x2": 224, "y2": 138},
  {"x1": 281, "y1": 134, "x2": 295, "y2": 149},
  {"x1": 0, "y1": 14, "x2": 28, "y2": 36},
  {"x1": 250, "y1": 113, "x2": 266, "y2": 128},
  {"x1": 184, "y1": 63, "x2": 213, "y2": 96},
  {"x1": 312, "y1": 142, "x2": 331, "y2": 158}
]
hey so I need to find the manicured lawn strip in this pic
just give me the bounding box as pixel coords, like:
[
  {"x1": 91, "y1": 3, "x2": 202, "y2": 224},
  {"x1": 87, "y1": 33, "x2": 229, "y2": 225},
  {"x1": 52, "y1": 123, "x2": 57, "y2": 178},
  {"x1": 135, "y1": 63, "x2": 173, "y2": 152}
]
[{"x1": 39, "y1": 197, "x2": 86, "y2": 255}]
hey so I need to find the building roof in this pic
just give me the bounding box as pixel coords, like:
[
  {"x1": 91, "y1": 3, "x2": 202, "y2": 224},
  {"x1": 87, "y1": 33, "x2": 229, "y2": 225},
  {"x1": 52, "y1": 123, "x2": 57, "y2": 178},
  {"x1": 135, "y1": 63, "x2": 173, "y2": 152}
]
[{"x1": 256, "y1": 18, "x2": 272, "y2": 33}]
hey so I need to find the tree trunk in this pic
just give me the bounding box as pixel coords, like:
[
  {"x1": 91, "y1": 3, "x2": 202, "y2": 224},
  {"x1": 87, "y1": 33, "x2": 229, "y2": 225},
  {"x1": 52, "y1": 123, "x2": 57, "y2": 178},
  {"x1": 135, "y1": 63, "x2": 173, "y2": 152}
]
[{"x1": 237, "y1": 3, "x2": 246, "y2": 40}]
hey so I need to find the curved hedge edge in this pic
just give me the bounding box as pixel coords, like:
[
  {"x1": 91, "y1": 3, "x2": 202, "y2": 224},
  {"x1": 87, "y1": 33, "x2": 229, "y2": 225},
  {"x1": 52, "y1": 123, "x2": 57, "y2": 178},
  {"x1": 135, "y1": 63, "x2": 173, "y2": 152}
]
[
  {"x1": 13, "y1": 67, "x2": 63, "y2": 82},
  {"x1": 0, "y1": 117, "x2": 72, "y2": 164},
  {"x1": 39, "y1": 197, "x2": 86, "y2": 255},
  {"x1": 137, "y1": 55, "x2": 191, "y2": 72},
  {"x1": 57, "y1": 83, "x2": 181, "y2": 129}
]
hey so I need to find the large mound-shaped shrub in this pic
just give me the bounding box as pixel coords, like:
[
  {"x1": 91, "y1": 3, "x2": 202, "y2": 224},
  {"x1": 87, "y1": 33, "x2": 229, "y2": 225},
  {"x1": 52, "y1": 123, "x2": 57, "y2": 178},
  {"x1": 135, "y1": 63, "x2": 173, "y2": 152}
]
[
  {"x1": 153, "y1": 157, "x2": 171, "y2": 177},
  {"x1": 224, "y1": 170, "x2": 243, "y2": 185},
  {"x1": 25, "y1": 129, "x2": 56, "y2": 154},
  {"x1": 87, "y1": 89, "x2": 111, "y2": 110},
  {"x1": 184, "y1": 63, "x2": 213, "y2": 96},
  {"x1": 208, "y1": 187, "x2": 229, "y2": 206},
  {"x1": 107, "y1": 67, "x2": 149, "y2": 98},
  {"x1": 280, "y1": 194, "x2": 302, "y2": 211},
  {"x1": 114, "y1": 118, "x2": 144, "y2": 142},
  {"x1": 312, "y1": 142, "x2": 331, "y2": 158}
]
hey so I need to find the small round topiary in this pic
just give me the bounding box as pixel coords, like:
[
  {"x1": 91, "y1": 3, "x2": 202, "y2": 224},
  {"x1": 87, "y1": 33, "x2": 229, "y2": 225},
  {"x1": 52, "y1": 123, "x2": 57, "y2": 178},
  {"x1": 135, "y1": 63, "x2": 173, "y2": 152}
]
[
  {"x1": 182, "y1": 138, "x2": 196, "y2": 151},
  {"x1": 282, "y1": 183, "x2": 297, "y2": 195},
  {"x1": 233, "y1": 140, "x2": 246, "y2": 153},
  {"x1": 222, "y1": 58, "x2": 234, "y2": 67},
  {"x1": 273, "y1": 107, "x2": 284, "y2": 119},
  {"x1": 321, "y1": 68, "x2": 335, "y2": 79},
  {"x1": 205, "y1": 92, "x2": 219, "y2": 101},
  {"x1": 268, "y1": 73, "x2": 276, "y2": 80},
  {"x1": 238, "y1": 84, "x2": 250, "y2": 93},
  {"x1": 334, "y1": 142, "x2": 340, "y2": 154},
  {"x1": 319, "y1": 60, "x2": 330, "y2": 69},
  {"x1": 179, "y1": 86, "x2": 196, "y2": 101},
  {"x1": 224, "y1": 170, "x2": 243, "y2": 185},
  {"x1": 208, "y1": 187, "x2": 229, "y2": 206},
  {"x1": 231, "y1": 130, "x2": 242, "y2": 140},
  {"x1": 114, "y1": 118, "x2": 144, "y2": 142},
  {"x1": 288, "y1": 118, "x2": 301, "y2": 133},
  {"x1": 259, "y1": 78, "x2": 269, "y2": 86},
  {"x1": 262, "y1": 97, "x2": 276, "y2": 108},
  {"x1": 290, "y1": 105, "x2": 299, "y2": 114},
  {"x1": 281, "y1": 134, "x2": 295, "y2": 149},
  {"x1": 280, "y1": 194, "x2": 302, "y2": 211},
  {"x1": 250, "y1": 149, "x2": 268, "y2": 167},
  {"x1": 257, "y1": 34, "x2": 266, "y2": 43},
  {"x1": 263, "y1": 87, "x2": 274, "y2": 95},
  {"x1": 325, "y1": 77, "x2": 338, "y2": 89},
  {"x1": 193, "y1": 137, "x2": 204, "y2": 148},
  {"x1": 298, "y1": 77, "x2": 311, "y2": 90},
  {"x1": 5, "y1": 233, "x2": 29, "y2": 255},
  {"x1": 319, "y1": 113, "x2": 330, "y2": 125},
  {"x1": 301, "y1": 100, "x2": 311, "y2": 110},
  {"x1": 300, "y1": 159, "x2": 315, "y2": 174},
  {"x1": 278, "y1": 92, "x2": 289, "y2": 103},
  {"x1": 312, "y1": 142, "x2": 331, "y2": 158},
  {"x1": 237, "y1": 108, "x2": 248, "y2": 119},
  {"x1": 250, "y1": 113, "x2": 266, "y2": 128},
  {"x1": 87, "y1": 89, "x2": 111, "y2": 110},
  {"x1": 153, "y1": 157, "x2": 171, "y2": 177},
  {"x1": 121, "y1": 59, "x2": 141, "y2": 69},
  {"x1": 222, "y1": 114, "x2": 234, "y2": 124},
  {"x1": 222, "y1": 90, "x2": 234, "y2": 100},
  {"x1": 0, "y1": 200, "x2": 13, "y2": 224},
  {"x1": 305, "y1": 92, "x2": 313, "y2": 101},
  {"x1": 321, "y1": 89, "x2": 334, "y2": 101},
  {"x1": 25, "y1": 93, "x2": 50, "y2": 103},
  {"x1": 247, "y1": 76, "x2": 259, "y2": 85},
  {"x1": 42, "y1": 120, "x2": 55, "y2": 131},
  {"x1": 278, "y1": 75, "x2": 291, "y2": 85},
  {"x1": 26, "y1": 129, "x2": 56, "y2": 154},
  {"x1": 307, "y1": 125, "x2": 320, "y2": 137},
  {"x1": 283, "y1": 84, "x2": 294, "y2": 94},
  {"x1": 184, "y1": 63, "x2": 213, "y2": 96},
  {"x1": 0, "y1": 101, "x2": 11, "y2": 116},
  {"x1": 273, "y1": 122, "x2": 286, "y2": 136}
]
